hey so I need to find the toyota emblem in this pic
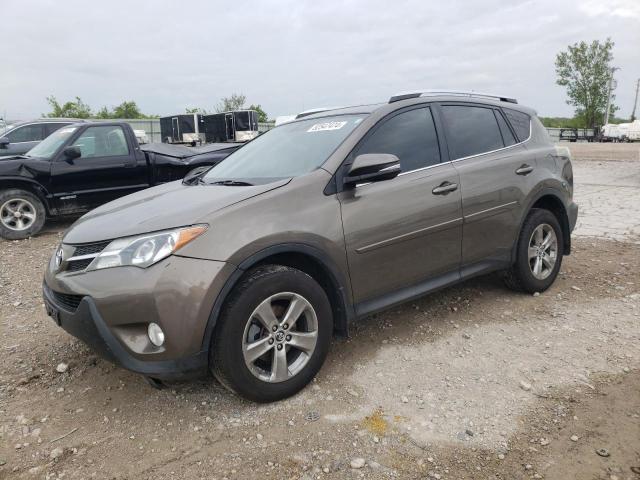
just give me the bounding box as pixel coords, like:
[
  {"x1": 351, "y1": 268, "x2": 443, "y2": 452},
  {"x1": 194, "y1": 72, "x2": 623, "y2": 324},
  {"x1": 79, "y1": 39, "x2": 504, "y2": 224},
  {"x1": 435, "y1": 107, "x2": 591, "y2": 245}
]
[{"x1": 54, "y1": 246, "x2": 64, "y2": 270}]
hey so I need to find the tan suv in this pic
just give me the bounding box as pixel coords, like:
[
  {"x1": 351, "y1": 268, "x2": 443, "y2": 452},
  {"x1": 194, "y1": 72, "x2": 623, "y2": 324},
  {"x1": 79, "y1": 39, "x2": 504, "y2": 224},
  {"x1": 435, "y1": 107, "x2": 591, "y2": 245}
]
[{"x1": 43, "y1": 91, "x2": 578, "y2": 402}]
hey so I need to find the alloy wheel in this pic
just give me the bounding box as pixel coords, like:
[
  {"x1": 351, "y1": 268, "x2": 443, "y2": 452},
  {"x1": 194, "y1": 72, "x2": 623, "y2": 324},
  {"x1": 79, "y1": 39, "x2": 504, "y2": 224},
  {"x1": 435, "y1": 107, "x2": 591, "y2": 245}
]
[
  {"x1": 242, "y1": 292, "x2": 318, "y2": 383},
  {"x1": 0, "y1": 198, "x2": 37, "y2": 231},
  {"x1": 528, "y1": 223, "x2": 558, "y2": 280}
]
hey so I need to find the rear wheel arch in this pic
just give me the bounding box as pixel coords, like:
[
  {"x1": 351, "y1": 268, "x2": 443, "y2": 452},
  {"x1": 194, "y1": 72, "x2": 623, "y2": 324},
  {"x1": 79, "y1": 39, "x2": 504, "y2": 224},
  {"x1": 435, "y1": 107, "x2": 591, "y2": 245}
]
[
  {"x1": 515, "y1": 190, "x2": 571, "y2": 261},
  {"x1": 202, "y1": 244, "x2": 354, "y2": 353}
]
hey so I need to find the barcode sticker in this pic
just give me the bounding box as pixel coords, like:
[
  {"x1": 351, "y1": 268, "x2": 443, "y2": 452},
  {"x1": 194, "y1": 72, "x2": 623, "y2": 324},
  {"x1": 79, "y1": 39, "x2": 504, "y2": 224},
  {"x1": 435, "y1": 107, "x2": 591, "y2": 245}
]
[{"x1": 307, "y1": 121, "x2": 347, "y2": 132}]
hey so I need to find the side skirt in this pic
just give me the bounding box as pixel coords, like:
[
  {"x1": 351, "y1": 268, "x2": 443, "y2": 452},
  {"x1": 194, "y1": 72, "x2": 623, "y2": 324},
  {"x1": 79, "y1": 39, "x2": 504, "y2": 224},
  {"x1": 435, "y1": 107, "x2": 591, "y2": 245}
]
[{"x1": 353, "y1": 259, "x2": 508, "y2": 319}]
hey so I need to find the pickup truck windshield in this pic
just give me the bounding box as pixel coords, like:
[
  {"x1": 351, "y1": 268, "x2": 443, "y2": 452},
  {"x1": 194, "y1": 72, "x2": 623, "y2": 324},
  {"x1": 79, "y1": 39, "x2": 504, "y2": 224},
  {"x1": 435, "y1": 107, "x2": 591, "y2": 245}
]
[
  {"x1": 26, "y1": 126, "x2": 78, "y2": 159},
  {"x1": 203, "y1": 115, "x2": 364, "y2": 183}
]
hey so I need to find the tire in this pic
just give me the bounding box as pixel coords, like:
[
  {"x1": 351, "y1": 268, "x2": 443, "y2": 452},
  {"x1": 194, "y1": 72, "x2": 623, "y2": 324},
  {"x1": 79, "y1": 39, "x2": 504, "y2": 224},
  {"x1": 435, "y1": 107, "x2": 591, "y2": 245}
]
[
  {"x1": 0, "y1": 189, "x2": 46, "y2": 240},
  {"x1": 210, "y1": 265, "x2": 333, "y2": 402},
  {"x1": 504, "y1": 208, "x2": 564, "y2": 294}
]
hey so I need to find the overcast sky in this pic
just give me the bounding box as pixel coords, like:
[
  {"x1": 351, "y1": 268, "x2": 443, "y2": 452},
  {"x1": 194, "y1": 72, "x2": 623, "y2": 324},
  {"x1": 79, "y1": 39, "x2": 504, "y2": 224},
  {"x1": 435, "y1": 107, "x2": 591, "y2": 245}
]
[{"x1": 1, "y1": 0, "x2": 638, "y2": 121}]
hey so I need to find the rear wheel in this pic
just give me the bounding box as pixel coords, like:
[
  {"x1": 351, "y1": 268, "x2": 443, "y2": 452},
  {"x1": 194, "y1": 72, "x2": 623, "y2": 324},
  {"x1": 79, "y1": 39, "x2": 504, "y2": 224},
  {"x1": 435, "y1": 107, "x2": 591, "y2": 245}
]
[
  {"x1": 504, "y1": 208, "x2": 564, "y2": 293},
  {"x1": 210, "y1": 265, "x2": 332, "y2": 402},
  {"x1": 0, "y1": 189, "x2": 46, "y2": 240}
]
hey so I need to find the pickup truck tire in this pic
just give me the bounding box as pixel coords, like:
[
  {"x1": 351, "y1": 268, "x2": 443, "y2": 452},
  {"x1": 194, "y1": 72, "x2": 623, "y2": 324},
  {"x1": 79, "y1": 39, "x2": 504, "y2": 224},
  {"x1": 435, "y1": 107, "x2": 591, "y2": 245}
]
[
  {"x1": 0, "y1": 189, "x2": 46, "y2": 240},
  {"x1": 210, "y1": 265, "x2": 332, "y2": 402}
]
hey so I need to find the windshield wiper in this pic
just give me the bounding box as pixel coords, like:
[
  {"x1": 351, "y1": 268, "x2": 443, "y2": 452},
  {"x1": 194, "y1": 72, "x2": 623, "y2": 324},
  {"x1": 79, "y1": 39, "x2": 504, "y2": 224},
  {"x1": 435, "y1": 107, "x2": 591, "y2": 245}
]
[{"x1": 209, "y1": 179, "x2": 254, "y2": 186}]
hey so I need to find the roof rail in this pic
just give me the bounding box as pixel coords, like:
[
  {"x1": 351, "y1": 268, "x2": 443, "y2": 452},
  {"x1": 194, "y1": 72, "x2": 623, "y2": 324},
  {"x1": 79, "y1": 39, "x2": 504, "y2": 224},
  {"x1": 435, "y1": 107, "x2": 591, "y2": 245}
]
[
  {"x1": 295, "y1": 106, "x2": 345, "y2": 119},
  {"x1": 389, "y1": 90, "x2": 518, "y2": 104}
]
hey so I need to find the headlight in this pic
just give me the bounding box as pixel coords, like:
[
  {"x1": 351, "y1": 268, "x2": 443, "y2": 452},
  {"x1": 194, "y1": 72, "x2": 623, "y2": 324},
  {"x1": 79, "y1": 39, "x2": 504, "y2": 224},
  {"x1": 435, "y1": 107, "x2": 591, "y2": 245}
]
[{"x1": 87, "y1": 225, "x2": 207, "y2": 271}]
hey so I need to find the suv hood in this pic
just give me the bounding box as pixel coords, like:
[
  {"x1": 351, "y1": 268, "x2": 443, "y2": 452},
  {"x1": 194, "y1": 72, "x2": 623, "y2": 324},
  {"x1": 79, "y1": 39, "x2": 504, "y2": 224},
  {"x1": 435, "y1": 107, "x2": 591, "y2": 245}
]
[
  {"x1": 0, "y1": 154, "x2": 27, "y2": 162},
  {"x1": 63, "y1": 179, "x2": 291, "y2": 244}
]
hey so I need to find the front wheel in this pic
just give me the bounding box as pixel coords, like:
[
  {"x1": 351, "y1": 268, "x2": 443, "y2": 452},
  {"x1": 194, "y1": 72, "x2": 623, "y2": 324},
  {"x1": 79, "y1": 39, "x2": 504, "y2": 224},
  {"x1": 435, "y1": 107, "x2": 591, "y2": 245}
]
[
  {"x1": 0, "y1": 189, "x2": 46, "y2": 240},
  {"x1": 210, "y1": 265, "x2": 333, "y2": 402},
  {"x1": 504, "y1": 208, "x2": 564, "y2": 293}
]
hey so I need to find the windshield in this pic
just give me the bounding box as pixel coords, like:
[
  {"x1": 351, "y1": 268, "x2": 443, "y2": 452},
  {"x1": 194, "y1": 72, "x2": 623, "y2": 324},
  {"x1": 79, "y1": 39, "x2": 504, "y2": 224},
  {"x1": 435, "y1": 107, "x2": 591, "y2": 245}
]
[
  {"x1": 203, "y1": 115, "x2": 364, "y2": 183},
  {"x1": 26, "y1": 126, "x2": 78, "y2": 159}
]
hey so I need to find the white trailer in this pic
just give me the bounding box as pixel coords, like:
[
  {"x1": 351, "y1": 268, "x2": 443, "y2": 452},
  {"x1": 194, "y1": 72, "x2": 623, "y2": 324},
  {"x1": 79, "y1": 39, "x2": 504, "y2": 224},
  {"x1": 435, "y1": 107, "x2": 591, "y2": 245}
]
[
  {"x1": 601, "y1": 121, "x2": 640, "y2": 142},
  {"x1": 624, "y1": 120, "x2": 640, "y2": 141}
]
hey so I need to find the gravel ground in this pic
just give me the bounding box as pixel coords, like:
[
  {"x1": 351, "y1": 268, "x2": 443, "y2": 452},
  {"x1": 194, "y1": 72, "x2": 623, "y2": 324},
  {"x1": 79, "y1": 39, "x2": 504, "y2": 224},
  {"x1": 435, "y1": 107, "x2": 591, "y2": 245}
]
[{"x1": 1, "y1": 143, "x2": 639, "y2": 480}]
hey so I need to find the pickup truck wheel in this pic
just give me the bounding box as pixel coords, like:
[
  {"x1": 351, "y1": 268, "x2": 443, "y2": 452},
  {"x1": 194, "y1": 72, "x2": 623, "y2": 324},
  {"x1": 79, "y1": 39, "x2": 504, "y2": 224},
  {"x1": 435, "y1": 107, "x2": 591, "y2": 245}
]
[
  {"x1": 210, "y1": 265, "x2": 332, "y2": 402},
  {"x1": 0, "y1": 189, "x2": 46, "y2": 240},
  {"x1": 504, "y1": 208, "x2": 564, "y2": 294}
]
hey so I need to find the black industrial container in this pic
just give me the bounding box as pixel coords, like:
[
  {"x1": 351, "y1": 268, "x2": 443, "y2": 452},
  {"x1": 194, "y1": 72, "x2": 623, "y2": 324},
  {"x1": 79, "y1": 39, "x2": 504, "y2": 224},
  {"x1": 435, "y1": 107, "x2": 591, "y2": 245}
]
[
  {"x1": 160, "y1": 114, "x2": 204, "y2": 144},
  {"x1": 202, "y1": 110, "x2": 259, "y2": 143}
]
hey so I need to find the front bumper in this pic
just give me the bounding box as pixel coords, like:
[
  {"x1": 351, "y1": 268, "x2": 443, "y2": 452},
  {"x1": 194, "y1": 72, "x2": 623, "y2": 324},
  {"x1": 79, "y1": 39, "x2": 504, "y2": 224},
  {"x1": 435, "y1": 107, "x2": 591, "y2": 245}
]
[
  {"x1": 43, "y1": 255, "x2": 235, "y2": 380},
  {"x1": 43, "y1": 283, "x2": 207, "y2": 379}
]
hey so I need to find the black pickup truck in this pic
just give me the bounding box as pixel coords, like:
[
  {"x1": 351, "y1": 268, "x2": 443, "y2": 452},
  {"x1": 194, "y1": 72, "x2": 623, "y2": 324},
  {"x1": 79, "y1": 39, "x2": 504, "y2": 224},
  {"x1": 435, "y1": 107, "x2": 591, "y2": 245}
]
[{"x1": 0, "y1": 122, "x2": 241, "y2": 239}]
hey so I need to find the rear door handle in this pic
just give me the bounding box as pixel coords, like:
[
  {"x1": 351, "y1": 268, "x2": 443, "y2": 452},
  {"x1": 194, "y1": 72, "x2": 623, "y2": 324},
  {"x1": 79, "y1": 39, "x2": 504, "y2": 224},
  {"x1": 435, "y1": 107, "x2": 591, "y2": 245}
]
[
  {"x1": 515, "y1": 164, "x2": 534, "y2": 175},
  {"x1": 432, "y1": 181, "x2": 458, "y2": 195}
]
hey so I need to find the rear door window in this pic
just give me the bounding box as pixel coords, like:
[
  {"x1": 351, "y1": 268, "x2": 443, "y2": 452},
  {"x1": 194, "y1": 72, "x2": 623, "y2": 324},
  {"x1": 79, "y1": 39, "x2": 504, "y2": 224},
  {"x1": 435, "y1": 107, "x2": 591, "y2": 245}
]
[
  {"x1": 354, "y1": 107, "x2": 441, "y2": 173},
  {"x1": 441, "y1": 105, "x2": 504, "y2": 160},
  {"x1": 6, "y1": 124, "x2": 45, "y2": 143}
]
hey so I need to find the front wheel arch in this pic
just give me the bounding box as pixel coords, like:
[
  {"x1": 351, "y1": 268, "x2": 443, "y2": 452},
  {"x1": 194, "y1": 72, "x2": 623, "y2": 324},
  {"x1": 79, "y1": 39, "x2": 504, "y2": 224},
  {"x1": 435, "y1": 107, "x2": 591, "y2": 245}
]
[
  {"x1": 201, "y1": 243, "x2": 354, "y2": 353},
  {"x1": 0, "y1": 179, "x2": 53, "y2": 215}
]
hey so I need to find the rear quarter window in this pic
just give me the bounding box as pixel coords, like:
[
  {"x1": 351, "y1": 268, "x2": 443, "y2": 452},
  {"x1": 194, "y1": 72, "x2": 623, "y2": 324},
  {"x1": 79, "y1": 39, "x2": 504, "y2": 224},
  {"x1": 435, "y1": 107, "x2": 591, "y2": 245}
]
[{"x1": 502, "y1": 109, "x2": 531, "y2": 142}]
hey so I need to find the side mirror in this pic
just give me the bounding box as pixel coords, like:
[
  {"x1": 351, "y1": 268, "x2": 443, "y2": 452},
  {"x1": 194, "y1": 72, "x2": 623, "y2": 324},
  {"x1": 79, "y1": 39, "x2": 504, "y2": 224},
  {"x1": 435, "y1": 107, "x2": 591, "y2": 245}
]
[
  {"x1": 0, "y1": 137, "x2": 9, "y2": 149},
  {"x1": 343, "y1": 153, "x2": 401, "y2": 187},
  {"x1": 63, "y1": 146, "x2": 81, "y2": 162}
]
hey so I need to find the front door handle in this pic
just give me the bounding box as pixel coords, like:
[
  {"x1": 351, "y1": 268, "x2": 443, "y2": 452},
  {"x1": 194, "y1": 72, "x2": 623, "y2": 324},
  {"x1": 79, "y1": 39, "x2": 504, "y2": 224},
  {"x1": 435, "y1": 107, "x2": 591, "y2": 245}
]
[
  {"x1": 515, "y1": 164, "x2": 534, "y2": 175},
  {"x1": 432, "y1": 181, "x2": 458, "y2": 195}
]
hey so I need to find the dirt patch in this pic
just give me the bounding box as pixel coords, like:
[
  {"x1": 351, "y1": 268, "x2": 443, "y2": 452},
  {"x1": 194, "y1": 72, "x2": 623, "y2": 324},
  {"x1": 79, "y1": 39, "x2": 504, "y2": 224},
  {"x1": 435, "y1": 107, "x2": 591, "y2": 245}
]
[
  {"x1": 1, "y1": 236, "x2": 638, "y2": 479},
  {"x1": 571, "y1": 159, "x2": 640, "y2": 241},
  {"x1": 391, "y1": 371, "x2": 640, "y2": 480}
]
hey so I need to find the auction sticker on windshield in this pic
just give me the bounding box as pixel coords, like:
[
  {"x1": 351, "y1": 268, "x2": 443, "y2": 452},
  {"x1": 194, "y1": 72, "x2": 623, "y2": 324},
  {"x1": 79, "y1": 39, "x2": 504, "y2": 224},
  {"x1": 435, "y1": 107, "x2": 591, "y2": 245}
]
[{"x1": 307, "y1": 121, "x2": 347, "y2": 132}]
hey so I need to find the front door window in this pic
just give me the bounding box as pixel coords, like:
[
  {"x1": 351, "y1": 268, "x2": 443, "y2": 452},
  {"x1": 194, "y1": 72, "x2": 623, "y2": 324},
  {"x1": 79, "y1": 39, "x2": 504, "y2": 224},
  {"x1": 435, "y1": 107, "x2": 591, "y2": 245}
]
[{"x1": 70, "y1": 126, "x2": 129, "y2": 158}]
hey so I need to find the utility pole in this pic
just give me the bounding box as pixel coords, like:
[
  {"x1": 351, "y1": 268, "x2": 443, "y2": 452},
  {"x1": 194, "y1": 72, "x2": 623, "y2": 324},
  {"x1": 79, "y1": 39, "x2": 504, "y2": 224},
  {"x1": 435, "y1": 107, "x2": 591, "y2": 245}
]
[
  {"x1": 631, "y1": 78, "x2": 639, "y2": 122},
  {"x1": 603, "y1": 67, "x2": 620, "y2": 126}
]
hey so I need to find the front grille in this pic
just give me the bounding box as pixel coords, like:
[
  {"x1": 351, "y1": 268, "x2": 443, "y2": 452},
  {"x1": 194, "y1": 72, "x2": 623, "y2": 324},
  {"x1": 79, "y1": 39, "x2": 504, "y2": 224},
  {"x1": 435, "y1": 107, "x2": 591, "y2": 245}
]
[
  {"x1": 62, "y1": 241, "x2": 110, "y2": 273},
  {"x1": 72, "y1": 241, "x2": 110, "y2": 257},
  {"x1": 67, "y1": 258, "x2": 94, "y2": 272},
  {"x1": 50, "y1": 290, "x2": 84, "y2": 312}
]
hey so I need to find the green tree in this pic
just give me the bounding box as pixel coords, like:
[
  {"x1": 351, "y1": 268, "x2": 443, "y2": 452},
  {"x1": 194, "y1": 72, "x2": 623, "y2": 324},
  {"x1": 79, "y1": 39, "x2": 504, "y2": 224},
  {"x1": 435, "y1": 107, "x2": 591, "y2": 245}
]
[
  {"x1": 216, "y1": 93, "x2": 246, "y2": 112},
  {"x1": 111, "y1": 101, "x2": 145, "y2": 119},
  {"x1": 185, "y1": 107, "x2": 208, "y2": 114},
  {"x1": 248, "y1": 104, "x2": 269, "y2": 122},
  {"x1": 538, "y1": 116, "x2": 584, "y2": 128},
  {"x1": 47, "y1": 97, "x2": 157, "y2": 119},
  {"x1": 539, "y1": 115, "x2": 629, "y2": 128},
  {"x1": 45, "y1": 96, "x2": 92, "y2": 118},
  {"x1": 95, "y1": 106, "x2": 112, "y2": 119},
  {"x1": 555, "y1": 38, "x2": 617, "y2": 128}
]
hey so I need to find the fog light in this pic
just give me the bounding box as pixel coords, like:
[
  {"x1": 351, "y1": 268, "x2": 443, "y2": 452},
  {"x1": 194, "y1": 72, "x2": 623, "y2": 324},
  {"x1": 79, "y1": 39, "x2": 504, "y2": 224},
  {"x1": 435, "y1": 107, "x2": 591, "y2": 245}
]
[{"x1": 147, "y1": 323, "x2": 165, "y2": 347}]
